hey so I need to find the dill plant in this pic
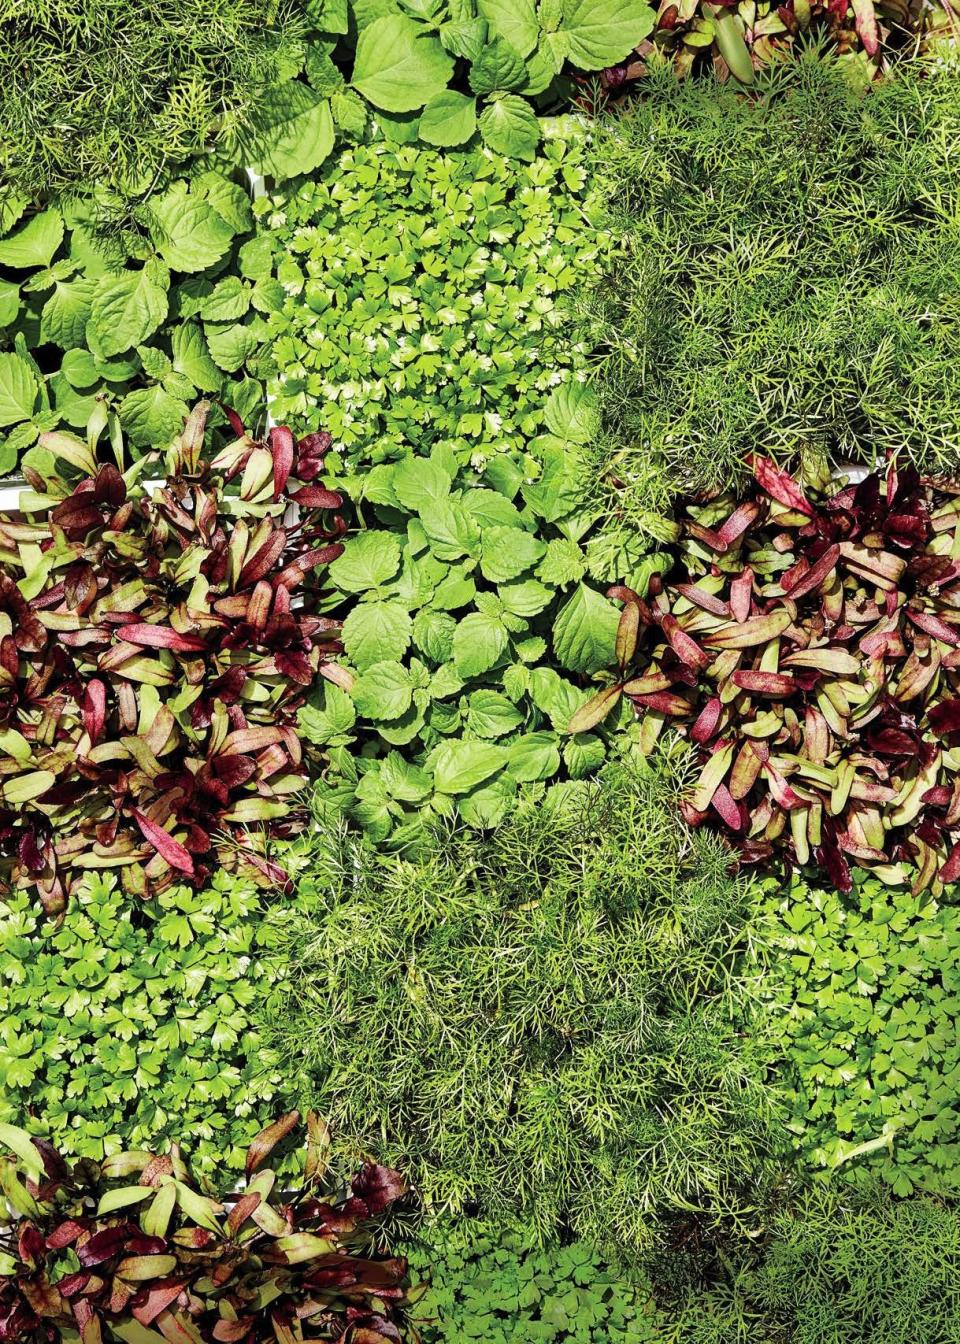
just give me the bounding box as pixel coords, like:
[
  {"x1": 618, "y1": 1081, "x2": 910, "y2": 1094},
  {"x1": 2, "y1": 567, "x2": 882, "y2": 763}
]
[
  {"x1": 580, "y1": 54, "x2": 960, "y2": 530},
  {"x1": 261, "y1": 753, "x2": 784, "y2": 1254}
]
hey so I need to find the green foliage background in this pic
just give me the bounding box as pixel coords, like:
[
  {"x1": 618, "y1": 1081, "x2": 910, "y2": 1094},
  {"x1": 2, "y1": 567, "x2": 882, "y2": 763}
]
[
  {"x1": 0, "y1": 869, "x2": 284, "y2": 1173},
  {"x1": 579, "y1": 56, "x2": 960, "y2": 531}
]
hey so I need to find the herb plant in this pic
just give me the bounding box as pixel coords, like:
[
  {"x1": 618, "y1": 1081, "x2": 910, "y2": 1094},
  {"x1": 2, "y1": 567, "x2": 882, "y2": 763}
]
[
  {"x1": 767, "y1": 868, "x2": 960, "y2": 1196},
  {"x1": 580, "y1": 56, "x2": 960, "y2": 520},
  {"x1": 405, "y1": 1221, "x2": 655, "y2": 1343},
  {"x1": 0, "y1": 1112, "x2": 416, "y2": 1344},
  {"x1": 0, "y1": 868, "x2": 285, "y2": 1175},
  {"x1": 262, "y1": 755, "x2": 782, "y2": 1252},
  {"x1": 0, "y1": 402, "x2": 346, "y2": 908},
  {"x1": 0, "y1": 175, "x2": 271, "y2": 476},
  {"x1": 573, "y1": 454, "x2": 960, "y2": 895}
]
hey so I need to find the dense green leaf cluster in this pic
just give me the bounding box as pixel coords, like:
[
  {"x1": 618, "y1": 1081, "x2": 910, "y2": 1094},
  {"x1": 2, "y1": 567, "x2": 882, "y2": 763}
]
[
  {"x1": 262, "y1": 754, "x2": 783, "y2": 1251},
  {"x1": 405, "y1": 1221, "x2": 655, "y2": 1342},
  {"x1": 0, "y1": 172, "x2": 268, "y2": 474},
  {"x1": 580, "y1": 56, "x2": 960, "y2": 530},
  {"x1": 766, "y1": 869, "x2": 960, "y2": 1196},
  {"x1": 0, "y1": 868, "x2": 284, "y2": 1173},
  {"x1": 0, "y1": 0, "x2": 304, "y2": 201},
  {"x1": 248, "y1": 134, "x2": 669, "y2": 837}
]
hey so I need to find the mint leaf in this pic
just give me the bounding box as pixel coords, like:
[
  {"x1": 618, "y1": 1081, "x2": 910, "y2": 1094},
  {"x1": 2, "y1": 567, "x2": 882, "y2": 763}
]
[
  {"x1": 506, "y1": 731, "x2": 561, "y2": 781},
  {"x1": 0, "y1": 209, "x2": 63, "y2": 269},
  {"x1": 420, "y1": 91, "x2": 478, "y2": 147},
  {"x1": 560, "y1": 0, "x2": 655, "y2": 68},
  {"x1": 90, "y1": 264, "x2": 168, "y2": 357},
  {"x1": 552, "y1": 583, "x2": 620, "y2": 675},
  {"x1": 466, "y1": 690, "x2": 524, "y2": 738},
  {"x1": 0, "y1": 354, "x2": 37, "y2": 427},
  {"x1": 478, "y1": 94, "x2": 540, "y2": 160},
  {"x1": 453, "y1": 612, "x2": 509, "y2": 677},
  {"x1": 171, "y1": 323, "x2": 221, "y2": 392},
  {"x1": 245, "y1": 84, "x2": 335, "y2": 180},
  {"x1": 476, "y1": 0, "x2": 540, "y2": 55},
  {"x1": 469, "y1": 36, "x2": 528, "y2": 94},
  {"x1": 543, "y1": 381, "x2": 598, "y2": 444},
  {"x1": 39, "y1": 279, "x2": 96, "y2": 349},
  {"x1": 342, "y1": 601, "x2": 413, "y2": 669},
  {"x1": 118, "y1": 386, "x2": 187, "y2": 448},
  {"x1": 352, "y1": 16, "x2": 454, "y2": 112},
  {"x1": 329, "y1": 531, "x2": 401, "y2": 591},
  {"x1": 430, "y1": 739, "x2": 506, "y2": 794},
  {"x1": 393, "y1": 456, "x2": 453, "y2": 510},
  {"x1": 480, "y1": 526, "x2": 545, "y2": 582},
  {"x1": 353, "y1": 662, "x2": 416, "y2": 720},
  {"x1": 149, "y1": 186, "x2": 235, "y2": 273}
]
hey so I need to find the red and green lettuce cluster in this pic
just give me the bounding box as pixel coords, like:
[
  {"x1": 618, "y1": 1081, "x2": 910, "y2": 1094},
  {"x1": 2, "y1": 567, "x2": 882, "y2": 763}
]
[
  {"x1": 0, "y1": 402, "x2": 347, "y2": 911},
  {"x1": 573, "y1": 456, "x2": 960, "y2": 895},
  {"x1": 0, "y1": 1112, "x2": 417, "y2": 1344}
]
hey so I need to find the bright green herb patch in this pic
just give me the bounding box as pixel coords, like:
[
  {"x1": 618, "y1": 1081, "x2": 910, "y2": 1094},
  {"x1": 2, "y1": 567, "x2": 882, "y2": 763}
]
[
  {"x1": 249, "y1": 134, "x2": 671, "y2": 835},
  {"x1": 0, "y1": 173, "x2": 266, "y2": 473},
  {"x1": 767, "y1": 869, "x2": 960, "y2": 1195},
  {"x1": 263, "y1": 755, "x2": 783, "y2": 1251},
  {"x1": 581, "y1": 56, "x2": 960, "y2": 528},
  {"x1": 0, "y1": 869, "x2": 284, "y2": 1173},
  {"x1": 406, "y1": 1221, "x2": 655, "y2": 1342}
]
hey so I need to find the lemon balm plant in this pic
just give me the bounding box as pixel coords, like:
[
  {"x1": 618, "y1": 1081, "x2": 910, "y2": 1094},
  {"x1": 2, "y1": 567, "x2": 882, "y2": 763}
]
[{"x1": 0, "y1": 401, "x2": 347, "y2": 909}]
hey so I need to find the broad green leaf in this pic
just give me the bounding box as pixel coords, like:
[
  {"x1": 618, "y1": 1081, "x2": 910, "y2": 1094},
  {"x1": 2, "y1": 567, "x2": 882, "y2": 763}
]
[
  {"x1": 478, "y1": 94, "x2": 541, "y2": 160},
  {"x1": 480, "y1": 526, "x2": 545, "y2": 582},
  {"x1": 543, "y1": 381, "x2": 597, "y2": 444},
  {"x1": 420, "y1": 499, "x2": 481, "y2": 561},
  {"x1": 171, "y1": 323, "x2": 221, "y2": 391},
  {"x1": 39, "y1": 278, "x2": 96, "y2": 349},
  {"x1": 0, "y1": 209, "x2": 63, "y2": 269},
  {"x1": 119, "y1": 386, "x2": 187, "y2": 449},
  {"x1": 439, "y1": 17, "x2": 488, "y2": 60},
  {"x1": 506, "y1": 731, "x2": 561, "y2": 781},
  {"x1": 97, "y1": 1186, "x2": 155, "y2": 1215},
  {"x1": 0, "y1": 1122, "x2": 46, "y2": 1181},
  {"x1": 332, "y1": 89, "x2": 369, "y2": 136},
  {"x1": 342, "y1": 601, "x2": 412, "y2": 669},
  {"x1": 392, "y1": 456, "x2": 453, "y2": 510},
  {"x1": 412, "y1": 609, "x2": 456, "y2": 662},
  {"x1": 560, "y1": 0, "x2": 655, "y2": 67},
  {"x1": 149, "y1": 187, "x2": 235, "y2": 273},
  {"x1": 469, "y1": 36, "x2": 528, "y2": 93},
  {"x1": 477, "y1": 0, "x2": 540, "y2": 55},
  {"x1": 137, "y1": 345, "x2": 172, "y2": 381},
  {"x1": 458, "y1": 773, "x2": 516, "y2": 827},
  {"x1": 419, "y1": 91, "x2": 478, "y2": 146},
  {"x1": 352, "y1": 16, "x2": 454, "y2": 112},
  {"x1": 563, "y1": 732, "x2": 606, "y2": 778},
  {"x1": 329, "y1": 531, "x2": 401, "y2": 591},
  {"x1": 430, "y1": 739, "x2": 506, "y2": 794},
  {"x1": 193, "y1": 171, "x2": 254, "y2": 234},
  {"x1": 453, "y1": 612, "x2": 508, "y2": 677},
  {"x1": 206, "y1": 323, "x2": 259, "y2": 373},
  {"x1": 552, "y1": 583, "x2": 620, "y2": 674},
  {"x1": 90, "y1": 264, "x2": 168, "y2": 357},
  {"x1": 466, "y1": 690, "x2": 524, "y2": 738},
  {"x1": 198, "y1": 276, "x2": 251, "y2": 322},
  {"x1": 246, "y1": 84, "x2": 335, "y2": 180},
  {"x1": 0, "y1": 354, "x2": 37, "y2": 426},
  {"x1": 353, "y1": 662, "x2": 415, "y2": 720}
]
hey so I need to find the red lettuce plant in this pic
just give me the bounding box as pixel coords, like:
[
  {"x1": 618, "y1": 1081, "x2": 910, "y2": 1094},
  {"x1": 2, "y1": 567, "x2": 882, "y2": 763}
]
[
  {"x1": 0, "y1": 1112, "x2": 419, "y2": 1344},
  {"x1": 0, "y1": 401, "x2": 348, "y2": 911},
  {"x1": 570, "y1": 455, "x2": 960, "y2": 895}
]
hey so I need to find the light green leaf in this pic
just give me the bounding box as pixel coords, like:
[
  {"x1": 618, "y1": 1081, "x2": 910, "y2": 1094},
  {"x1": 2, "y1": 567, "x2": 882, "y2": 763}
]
[
  {"x1": 412, "y1": 609, "x2": 456, "y2": 663},
  {"x1": 476, "y1": 0, "x2": 540, "y2": 55},
  {"x1": 352, "y1": 16, "x2": 454, "y2": 112},
  {"x1": 0, "y1": 1122, "x2": 46, "y2": 1181},
  {"x1": 466, "y1": 690, "x2": 523, "y2": 738},
  {"x1": 353, "y1": 662, "x2": 415, "y2": 720},
  {"x1": 552, "y1": 583, "x2": 620, "y2": 674},
  {"x1": 331, "y1": 89, "x2": 369, "y2": 136},
  {"x1": 205, "y1": 323, "x2": 259, "y2": 373},
  {"x1": 171, "y1": 323, "x2": 221, "y2": 392},
  {"x1": 0, "y1": 354, "x2": 37, "y2": 426},
  {"x1": 0, "y1": 209, "x2": 63, "y2": 269},
  {"x1": 469, "y1": 36, "x2": 528, "y2": 93},
  {"x1": 97, "y1": 1186, "x2": 155, "y2": 1215},
  {"x1": 420, "y1": 499, "x2": 481, "y2": 561},
  {"x1": 392, "y1": 456, "x2": 452, "y2": 510},
  {"x1": 543, "y1": 381, "x2": 597, "y2": 444},
  {"x1": 118, "y1": 386, "x2": 187, "y2": 449},
  {"x1": 478, "y1": 94, "x2": 541, "y2": 160},
  {"x1": 342, "y1": 601, "x2": 412, "y2": 669},
  {"x1": 560, "y1": 0, "x2": 655, "y2": 68},
  {"x1": 246, "y1": 84, "x2": 335, "y2": 180},
  {"x1": 90, "y1": 264, "x2": 168, "y2": 358},
  {"x1": 193, "y1": 171, "x2": 254, "y2": 234},
  {"x1": 480, "y1": 526, "x2": 545, "y2": 582},
  {"x1": 198, "y1": 276, "x2": 251, "y2": 322},
  {"x1": 0, "y1": 280, "x2": 19, "y2": 328},
  {"x1": 419, "y1": 91, "x2": 478, "y2": 147},
  {"x1": 439, "y1": 17, "x2": 488, "y2": 59},
  {"x1": 137, "y1": 345, "x2": 172, "y2": 382},
  {"x1": 506, "y1": 731, "x2": 561, "y2": 781},
  {"x1": 149, "y1": 187, "x2": 235, "y2": 273},
  {"x1": 39, "y1": 278, "x2": 96, "y2": 349},
  {"x1": 329, "y1": 531, "x2": 401, "y2": 591},
  {"x1": 563, "y1": 732, "x2": 605, "y2": 778},
  {"x1": 453, "y1": 612, "x2": 508, "y2": 677},
  {"x1": 430, "y1": 739, "x2": 506, "y2": 794}
]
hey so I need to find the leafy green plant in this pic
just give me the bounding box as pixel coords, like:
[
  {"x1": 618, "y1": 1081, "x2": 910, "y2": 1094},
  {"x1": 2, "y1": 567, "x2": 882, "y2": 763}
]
[
  {"x1": 404, "y1": 1220, "x2": 656, "y2": 1343},
  {"x1": 0, "y1": 0, "x2": 305, "y2": 202},
  {"x1": 579, "y1": 56, "x2": 960, "y2": 523},
  {"x1": 572, "y1": 453, "x2": 960, "y2": 895},
  {"x1": 0, "y1": 401, "x2": 346, "y2": 908},
  {"x1": 0, "y1": 867, "x2": 284, "y2": 1175},
  {"x1": 262, "y1": 754, "x2": 783, "y2": 1253},
  {"x1": 0, "y1": 175, "x2": 269, "y2": 475},
  {"x1": 656, "y1": 1185, "x2": 960, "y2": 1344},
  {"x1": 0, "y1": 1110, "x2": 416, "y2": 1344},
  {"x1": 239, "y1": 133, "x2": 668, "y2": 838},
  {"x1": 766, "y1": 868, "x2": 960, "y2": 1195}
]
